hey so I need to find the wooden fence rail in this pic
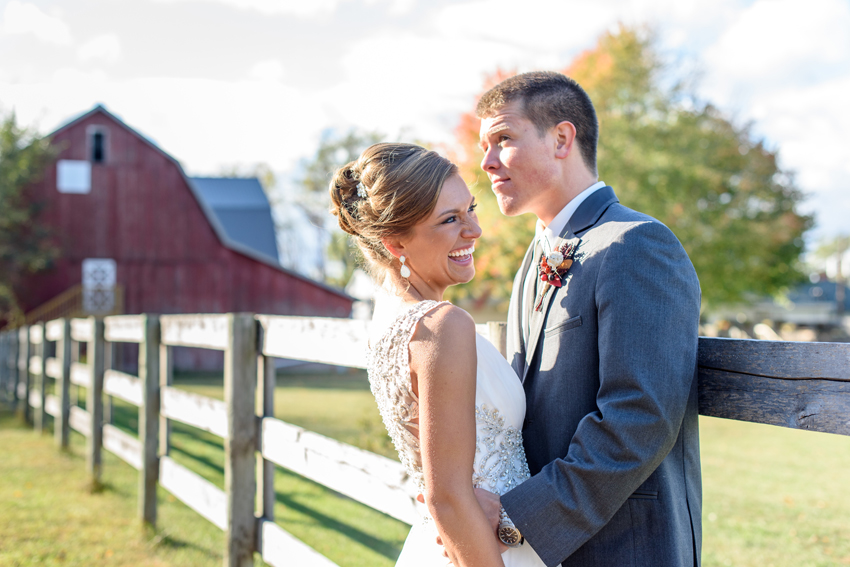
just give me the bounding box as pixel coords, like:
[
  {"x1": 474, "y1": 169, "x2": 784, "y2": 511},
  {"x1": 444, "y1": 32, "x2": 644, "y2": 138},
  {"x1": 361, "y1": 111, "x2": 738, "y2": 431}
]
[{"x1": 1, "y1": 314, "x2": 849, "y2": 567}]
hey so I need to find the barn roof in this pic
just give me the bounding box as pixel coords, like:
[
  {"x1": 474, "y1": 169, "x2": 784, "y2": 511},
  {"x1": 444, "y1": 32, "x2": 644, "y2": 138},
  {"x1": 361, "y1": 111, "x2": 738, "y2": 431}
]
[
  {"x1": 189, "y1": 177, "x2": 279, "y2": 263},
  {"x1": 49, "y1": 104, "x2": 352, "y2": 302}
]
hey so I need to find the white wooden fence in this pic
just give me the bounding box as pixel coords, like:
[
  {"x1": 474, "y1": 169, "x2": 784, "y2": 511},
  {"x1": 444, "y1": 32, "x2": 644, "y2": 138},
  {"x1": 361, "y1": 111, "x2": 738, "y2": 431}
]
[
  {"x1": 2, "y1": 315, "x2": 848, "y2": 567},
  {"x1": 0, "y1": 314, "x2": 508, "y2": 567}
]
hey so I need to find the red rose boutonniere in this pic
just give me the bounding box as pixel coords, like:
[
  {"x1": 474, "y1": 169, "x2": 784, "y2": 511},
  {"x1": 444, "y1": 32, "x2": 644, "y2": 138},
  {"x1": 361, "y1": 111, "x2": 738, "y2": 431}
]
[{"x1": 534, "y1": 240, "x2": 578, "y2": 311}]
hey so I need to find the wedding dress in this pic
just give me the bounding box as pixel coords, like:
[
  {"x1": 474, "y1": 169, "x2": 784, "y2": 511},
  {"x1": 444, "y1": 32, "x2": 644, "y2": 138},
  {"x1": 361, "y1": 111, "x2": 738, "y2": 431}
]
[{"x1": 367, "y1": 299, "x2": 546, "y2": 567}]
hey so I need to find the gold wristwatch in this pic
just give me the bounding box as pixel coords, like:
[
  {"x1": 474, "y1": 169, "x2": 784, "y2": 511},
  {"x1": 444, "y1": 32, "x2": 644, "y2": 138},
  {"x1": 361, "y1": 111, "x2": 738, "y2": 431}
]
[{"x1": 498, "y1": 505, "x2": 523, "y2": 547}]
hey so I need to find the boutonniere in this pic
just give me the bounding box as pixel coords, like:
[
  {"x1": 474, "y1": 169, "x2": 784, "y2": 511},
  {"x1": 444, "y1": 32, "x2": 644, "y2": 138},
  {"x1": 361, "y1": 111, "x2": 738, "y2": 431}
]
[{"x1": 534, "y1": 240, "x2": 578, "y2": 311}]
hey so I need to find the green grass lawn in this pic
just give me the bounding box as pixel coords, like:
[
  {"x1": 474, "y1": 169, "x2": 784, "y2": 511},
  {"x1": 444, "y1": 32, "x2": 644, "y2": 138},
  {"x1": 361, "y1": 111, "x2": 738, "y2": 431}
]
[{"x1": 2, "y1": 368, "x2": 850, "y2": 566}]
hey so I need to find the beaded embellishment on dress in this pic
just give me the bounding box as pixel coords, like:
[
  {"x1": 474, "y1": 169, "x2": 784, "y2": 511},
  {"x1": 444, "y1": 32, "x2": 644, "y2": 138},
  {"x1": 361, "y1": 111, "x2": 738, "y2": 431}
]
[{"x1": 366, "y1": 300, "x2": 530, "y2": 499}]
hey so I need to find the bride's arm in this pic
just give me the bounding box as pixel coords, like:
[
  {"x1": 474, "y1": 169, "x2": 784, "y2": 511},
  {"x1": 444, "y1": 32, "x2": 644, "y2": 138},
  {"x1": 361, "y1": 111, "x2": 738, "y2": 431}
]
[{"x1": 410, "y1": 304, "x2": 505, "y2": 567}]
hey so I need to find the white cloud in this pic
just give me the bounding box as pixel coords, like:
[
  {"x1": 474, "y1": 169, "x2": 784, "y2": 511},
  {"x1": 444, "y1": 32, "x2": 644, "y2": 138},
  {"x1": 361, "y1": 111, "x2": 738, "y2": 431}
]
[
  {"x1": 151, "y1": 0, "x2": 347, "y2": 17},
  {"x1": 436, "y1": 0, "x2": 616, "y2": 54},
  {"x1": 319, "y1": 31, "x2": 523, "y2": 144},
  {"x1": 704, "y1": 0, "x2": 850, "y2": 100},
  {"x1": 77, "y1": 33, "x2": 122, "y2": 65},
  {"x1": 1, "y1": 68, "x2": 328, "y2": 173},
  {"x1": 248, "y1": 59, "x2": 285, "y2": 81},
  {"x1": 0, "y1": 0, "x2": 72, "y2": 44}
]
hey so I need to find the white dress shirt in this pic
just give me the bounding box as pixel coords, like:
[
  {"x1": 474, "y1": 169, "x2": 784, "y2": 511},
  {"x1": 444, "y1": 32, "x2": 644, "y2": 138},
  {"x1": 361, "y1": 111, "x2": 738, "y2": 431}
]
[{"x1": 533, "y1": 180, "x2": 607, "y2": 254}]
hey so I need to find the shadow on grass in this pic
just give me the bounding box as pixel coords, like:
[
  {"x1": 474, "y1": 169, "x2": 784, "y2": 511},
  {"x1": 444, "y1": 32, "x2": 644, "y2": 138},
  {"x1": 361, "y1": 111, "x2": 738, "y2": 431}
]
[
  {"x1": 274, "y1": 486, "x2": 402, "y2": 561},
  {"x1": 148, "y1": 530, "x2": 221, "y2": 558}
]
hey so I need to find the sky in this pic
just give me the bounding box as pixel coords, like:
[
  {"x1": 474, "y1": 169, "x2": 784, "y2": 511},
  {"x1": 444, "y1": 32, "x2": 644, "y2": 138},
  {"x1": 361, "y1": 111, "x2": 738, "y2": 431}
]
[{"x1": 1, "y1": 0, "x2": 849, "y2": 260}]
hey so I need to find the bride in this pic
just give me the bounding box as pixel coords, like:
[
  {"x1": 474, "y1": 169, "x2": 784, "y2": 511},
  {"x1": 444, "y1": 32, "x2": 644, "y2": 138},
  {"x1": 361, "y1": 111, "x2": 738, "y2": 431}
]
[{"x1": 330, "y1": 143, "x2": 545, "y2": 567}]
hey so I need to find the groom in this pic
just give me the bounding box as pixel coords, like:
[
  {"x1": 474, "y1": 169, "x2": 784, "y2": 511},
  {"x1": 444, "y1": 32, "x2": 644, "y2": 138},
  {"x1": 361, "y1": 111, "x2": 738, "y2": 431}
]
[{"x1": 475, "y1": 72, "x2": 702, "y2": 566}]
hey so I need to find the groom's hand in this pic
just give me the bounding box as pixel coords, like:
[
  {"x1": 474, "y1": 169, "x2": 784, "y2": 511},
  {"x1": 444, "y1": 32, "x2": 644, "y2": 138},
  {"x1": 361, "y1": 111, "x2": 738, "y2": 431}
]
[{"x1": 433, "y1": 488, "x2": 509, "y2": 555}]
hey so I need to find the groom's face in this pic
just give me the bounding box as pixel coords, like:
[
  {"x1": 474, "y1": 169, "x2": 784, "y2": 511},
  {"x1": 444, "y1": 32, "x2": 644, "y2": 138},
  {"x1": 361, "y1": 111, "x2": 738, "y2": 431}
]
[{"x1": 479, "y1": 101, "x2": 558, "y2": 218}]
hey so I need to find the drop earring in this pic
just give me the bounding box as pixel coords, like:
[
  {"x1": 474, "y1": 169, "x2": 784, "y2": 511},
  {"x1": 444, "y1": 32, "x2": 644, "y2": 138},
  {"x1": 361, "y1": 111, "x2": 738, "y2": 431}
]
[{"x1": 399, "y1": 255, "x2": 411, "y2": 279}]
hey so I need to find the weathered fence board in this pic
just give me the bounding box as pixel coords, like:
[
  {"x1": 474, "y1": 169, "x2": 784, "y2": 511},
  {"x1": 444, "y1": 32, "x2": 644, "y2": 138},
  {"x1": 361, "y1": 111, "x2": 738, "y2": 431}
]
[
  {"x1": 45, "y1": 357, "x2": 61, "y2": 379},
  {"x1": 104, "y1": 315, "x2": 145, "y2": 343},
  {"x1": 697, "y1": 337, "x2": 850, "y2": 435},
  {"x1": 70, "y1": 362, "x2": 91, "y2": 388},
  {"x1": 160, "y1": 455, "x2": 227, "y2": 530},
  {"x1": 103, "y1": 424, "x2": 143, "y2": 470},
  {"x1": 698, "y1": 368, "x2": 850, "y2": 435},
  {"x1": 69, "y1": 406, "x2": 92, "y2": 437},
  {"x1": 257, "y1": 315, "x2": 369, "y2": 369},
  {"x1": 29, "y1": 325, "x2": 43, "y2": 345},
  {"x1": 699, "y1": 337, "x2": 850, "y2": 381},
  {"x1": 70, "y1": 318, "x2": 93, "y2": 343},
  {"x1": 44, "y1": 394, "x2": 60, "y2": 417},
  {"x1": 258, "y1": 519, "x2": 340, "y2": 567},
  {"x1": 161, "y1": 386, "x2": 228, "y2": 438},
  {"x1": 103, "y1": 370, "x2": 143, "y2": 406},
  {"x1": 160, "y1": 314, "x2": 229, "y2": 350},
  {"x1": 261, "y1": 417, "x2": 420, "y2": 525},
  {"x1": 29, "y1": 356, "x2": 42, "y2": 375},
  {"x1": 28, "y1": 390, "x2": 41, "y2": 409},
  {"x1": 45, "y1": 320, "x2": 63, "y2": 342}
]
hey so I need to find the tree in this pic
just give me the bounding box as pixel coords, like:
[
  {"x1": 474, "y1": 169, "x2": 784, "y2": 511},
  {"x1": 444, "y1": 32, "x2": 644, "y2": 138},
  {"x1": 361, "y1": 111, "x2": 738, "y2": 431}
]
[
  {"x1": 297, "y1": 129, "x2": 383, "y2": 287},
  {"x1": 450, "y1": 26, "x2": 812, "y2": 311},
  {"x1": 0, "y1": 111, "x2": 56, "y2": 325}
]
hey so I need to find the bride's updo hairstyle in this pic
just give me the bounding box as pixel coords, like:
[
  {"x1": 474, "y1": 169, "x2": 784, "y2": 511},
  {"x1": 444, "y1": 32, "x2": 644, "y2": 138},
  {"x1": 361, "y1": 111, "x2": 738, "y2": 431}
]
[{"x1": 330, "y1": 143, "x2": 458, "y2": 278}]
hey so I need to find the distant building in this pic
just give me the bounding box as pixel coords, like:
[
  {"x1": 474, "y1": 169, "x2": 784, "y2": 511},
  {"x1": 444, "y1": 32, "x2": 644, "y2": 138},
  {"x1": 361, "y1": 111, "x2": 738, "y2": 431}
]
[
  {"x1": 20, "y1": 104, "x2": 353, "y2": 368},
  {"x1": 710, "y1": 278, "x2": 850, "y2": 336}
]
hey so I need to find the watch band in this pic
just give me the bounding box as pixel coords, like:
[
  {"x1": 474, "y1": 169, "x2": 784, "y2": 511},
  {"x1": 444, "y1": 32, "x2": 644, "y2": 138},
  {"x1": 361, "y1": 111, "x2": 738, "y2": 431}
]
[{"x1": 498, "y1": 505, "x2": 523, "y2": 547}]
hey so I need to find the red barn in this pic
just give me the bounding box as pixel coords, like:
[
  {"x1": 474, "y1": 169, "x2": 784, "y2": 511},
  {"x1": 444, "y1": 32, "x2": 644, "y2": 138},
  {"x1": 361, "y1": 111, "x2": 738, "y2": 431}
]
[{"x1": 20, "y1": 105, "x2": 353, "y2": 368}]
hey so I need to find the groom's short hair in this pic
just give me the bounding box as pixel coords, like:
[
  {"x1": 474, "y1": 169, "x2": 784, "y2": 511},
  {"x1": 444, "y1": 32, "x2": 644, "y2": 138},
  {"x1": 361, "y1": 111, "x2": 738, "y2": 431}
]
[{"x1": 477, "y1": 71, "x2": 599, "y2": 174}]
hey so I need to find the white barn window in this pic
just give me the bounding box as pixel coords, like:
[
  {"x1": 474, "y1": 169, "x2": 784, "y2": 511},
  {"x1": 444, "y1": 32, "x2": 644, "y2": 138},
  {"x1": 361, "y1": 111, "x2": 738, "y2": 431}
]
[{"x1": 57, "y1": 160, "x2": 91, "y2": 194}]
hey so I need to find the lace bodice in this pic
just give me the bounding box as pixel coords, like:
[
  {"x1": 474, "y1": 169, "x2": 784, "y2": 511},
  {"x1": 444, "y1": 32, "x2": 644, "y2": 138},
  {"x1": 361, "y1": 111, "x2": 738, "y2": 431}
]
[{"x1": 366, "y1": 300, "x2": 530, "y2": 498}]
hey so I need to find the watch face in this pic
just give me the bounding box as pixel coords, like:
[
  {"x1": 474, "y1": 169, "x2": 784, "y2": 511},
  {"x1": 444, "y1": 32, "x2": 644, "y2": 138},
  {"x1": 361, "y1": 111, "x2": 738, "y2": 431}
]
[{"x1": 498, "y1": 526, "x2": 521, "y2": 546}]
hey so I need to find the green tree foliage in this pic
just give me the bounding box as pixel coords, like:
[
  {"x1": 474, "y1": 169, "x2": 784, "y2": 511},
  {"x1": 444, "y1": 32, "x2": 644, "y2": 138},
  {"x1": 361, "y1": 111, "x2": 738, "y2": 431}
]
[
  {"x1": 300, "y1": 129, "x2": 382, "y2": 287},
  {"x1": 451, "y1": 26, "x2": 812, "y2": 311},
  {"x1": 0, "y1": 111, "x2": 56, "y2": 324}
]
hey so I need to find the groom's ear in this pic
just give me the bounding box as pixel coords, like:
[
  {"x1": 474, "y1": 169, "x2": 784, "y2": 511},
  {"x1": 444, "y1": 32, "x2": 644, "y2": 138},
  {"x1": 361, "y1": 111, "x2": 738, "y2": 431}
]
[{"x1": 553, "y1": 121, "x2": 577, "y2": 160}]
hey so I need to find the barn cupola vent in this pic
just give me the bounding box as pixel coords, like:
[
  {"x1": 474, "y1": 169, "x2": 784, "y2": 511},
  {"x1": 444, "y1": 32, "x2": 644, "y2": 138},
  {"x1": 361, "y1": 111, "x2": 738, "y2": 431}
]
[{"x1": 87, "y1": 126, "x2": 108, "y2": 163}]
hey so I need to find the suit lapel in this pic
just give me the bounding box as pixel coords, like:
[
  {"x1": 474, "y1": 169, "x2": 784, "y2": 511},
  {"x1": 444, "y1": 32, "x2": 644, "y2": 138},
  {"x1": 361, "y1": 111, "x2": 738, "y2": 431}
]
[
  {"x1": 511, "y1": 240, "x2": 537, "y2": 378},
  {"x1": 520, "y1": 186, "x2": 620, "y2": 382},
  {"x1": 522, "y1": 232, "x2": 580, "y2": 379}
]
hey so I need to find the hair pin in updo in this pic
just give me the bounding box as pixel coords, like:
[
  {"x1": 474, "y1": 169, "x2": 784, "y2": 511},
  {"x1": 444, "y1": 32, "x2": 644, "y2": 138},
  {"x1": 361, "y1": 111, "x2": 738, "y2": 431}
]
[{"x1": 357, "y1": 182, "x2": 368, "y2": 199}]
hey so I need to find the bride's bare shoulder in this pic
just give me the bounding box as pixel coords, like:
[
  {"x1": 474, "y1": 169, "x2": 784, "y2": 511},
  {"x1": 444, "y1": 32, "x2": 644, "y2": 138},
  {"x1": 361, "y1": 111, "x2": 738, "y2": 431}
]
[{"x1": 411, "y1": 302, "x2": 476, "y2": 351}]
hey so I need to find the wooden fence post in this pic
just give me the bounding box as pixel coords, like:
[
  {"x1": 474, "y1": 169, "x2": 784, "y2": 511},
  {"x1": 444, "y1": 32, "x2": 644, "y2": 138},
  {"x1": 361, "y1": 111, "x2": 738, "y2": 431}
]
[
  {"x1": 56, "y1": 319, "x2": 72, "y2": 449},
  {"x1": 87, "y1": 317, "x2": 105, "y2": 483},
  {"x1": 139, "y1": 315, "x2": 160, "y2": 528},
  {"x1": 257, "y1": 347, "x2": 276, "y2": 524},
  {"x1": 104, "y1": 340, "x2": 114, "y2": 426},
  {"x1": 19, "y1": 327, "x2": 31, "y2": 423},
  {"x1": 159, "y1": 344, "x2": 173, "y2": 457},
  {"x1": 0, "y1": 331, "x2": 9, "y2": 407},
  {"x1": 225, "y1": 313, "x2": 257, "y2": 567},
  {"x1": 488, "y1": 321, "x2": 508, "y2": 360},
  {"x1": 35, "y1": 323, "x2": 48, "y2": 434},
  {"x1": 12, "y1": 330, "x2": 21, "y2": 410}
]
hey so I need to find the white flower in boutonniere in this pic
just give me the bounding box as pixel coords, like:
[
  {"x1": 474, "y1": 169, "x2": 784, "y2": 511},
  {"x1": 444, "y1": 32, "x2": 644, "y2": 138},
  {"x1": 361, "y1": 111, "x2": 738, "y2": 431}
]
[{"x1": 535, "y1": 241, "x2": 578, "y2": 311}]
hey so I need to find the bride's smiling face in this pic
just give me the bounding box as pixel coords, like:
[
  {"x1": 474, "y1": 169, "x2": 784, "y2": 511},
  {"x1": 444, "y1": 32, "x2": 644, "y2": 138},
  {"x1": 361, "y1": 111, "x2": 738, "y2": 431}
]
[{"x1": 397, "y1": 175, "x2": 481, "y2": 291}]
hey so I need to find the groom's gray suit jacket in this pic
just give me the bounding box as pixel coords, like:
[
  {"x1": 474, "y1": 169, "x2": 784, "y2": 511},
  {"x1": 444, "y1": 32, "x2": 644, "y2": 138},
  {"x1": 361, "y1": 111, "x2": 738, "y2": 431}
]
[{"x1": 500, "y1": 186, "x2": 702, "y2": 567}]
